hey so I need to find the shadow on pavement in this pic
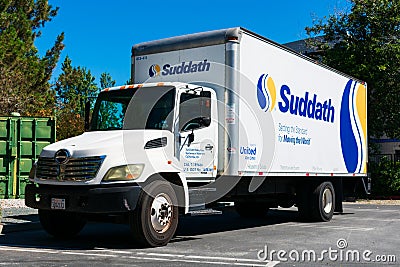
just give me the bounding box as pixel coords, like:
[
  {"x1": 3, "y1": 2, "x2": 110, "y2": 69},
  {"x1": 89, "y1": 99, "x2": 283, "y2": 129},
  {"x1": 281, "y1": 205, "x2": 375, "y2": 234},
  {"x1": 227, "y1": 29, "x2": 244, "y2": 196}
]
[{"x1": 0, "y1": 207, "x2": 352, "y2": 250}]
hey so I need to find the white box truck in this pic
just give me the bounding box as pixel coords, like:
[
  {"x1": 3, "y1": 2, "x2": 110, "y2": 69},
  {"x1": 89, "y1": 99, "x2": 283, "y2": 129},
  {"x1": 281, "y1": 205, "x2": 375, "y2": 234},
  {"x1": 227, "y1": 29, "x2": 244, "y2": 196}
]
[{"x1": 26, "y1": 27, "x2": 368, "y2": 247}]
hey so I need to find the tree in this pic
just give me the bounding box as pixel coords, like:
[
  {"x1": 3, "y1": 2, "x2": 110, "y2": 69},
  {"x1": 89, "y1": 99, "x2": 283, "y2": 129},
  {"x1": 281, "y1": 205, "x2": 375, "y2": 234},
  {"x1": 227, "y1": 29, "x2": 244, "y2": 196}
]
[
  {"x1": 100, "y1": 72, "x2": 116, "y2": 89},
  {"x1": 0, "y1": 0, "x2": 64, "y2": 116},
  {"x1": 54, "y1": 56, "x2": 98, "y2": 140},
  {"x1": 305, "y1": 0, "x2": 400, "y2": 140},
  {"x1": 96, "y1": 73, "x2": 122, "y2": 130}
]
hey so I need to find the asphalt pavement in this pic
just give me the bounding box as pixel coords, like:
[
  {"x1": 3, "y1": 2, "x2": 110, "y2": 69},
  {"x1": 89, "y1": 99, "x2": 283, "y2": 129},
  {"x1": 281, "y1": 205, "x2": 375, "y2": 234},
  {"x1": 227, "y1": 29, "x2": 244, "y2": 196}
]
[
  {"x1": 0, "y1": 202, "x2": 399, "y2": 266},
  {"x1": 1, "y1": 205, "x2": 39, "y2": 234}
]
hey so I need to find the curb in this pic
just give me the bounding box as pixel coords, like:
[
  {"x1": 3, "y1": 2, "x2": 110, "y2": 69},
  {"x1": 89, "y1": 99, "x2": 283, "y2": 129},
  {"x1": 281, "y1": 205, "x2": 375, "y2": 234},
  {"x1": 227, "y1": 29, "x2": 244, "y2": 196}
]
[
  {"x1": 0, "y1": 210, "x2": 41, "y2": 234},
  {"x1": 372, "y1": 196, "x2": 400, "y2": 200}
]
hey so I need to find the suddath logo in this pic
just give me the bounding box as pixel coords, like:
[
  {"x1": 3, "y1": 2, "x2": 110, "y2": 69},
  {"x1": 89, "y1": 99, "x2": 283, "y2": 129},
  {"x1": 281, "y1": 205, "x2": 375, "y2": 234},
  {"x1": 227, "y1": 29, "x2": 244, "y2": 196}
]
[
  {"x1": 256, "y1": 73, "x2": 367, "y2": 174},
  {"x1": 148, "y1": 64, "x2": 161, "y2": 77},
  {"x1": 149, "y1": 59, "x2": 211, "y2": 78},
  {"x1": 257, "y1": 74, "x2": 276, "y2": 112},
  {"x1": 256, "y1": 73, "x2": 335, "y2": 123}
]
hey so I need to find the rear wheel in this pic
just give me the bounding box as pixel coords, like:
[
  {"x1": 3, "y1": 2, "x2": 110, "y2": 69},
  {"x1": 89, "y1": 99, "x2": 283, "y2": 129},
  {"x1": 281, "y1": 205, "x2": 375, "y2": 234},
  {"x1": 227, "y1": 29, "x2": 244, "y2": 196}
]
[
  {"x1": 129, "y1": 181, "x2": 178, "y2": 247},
  {"x1": 234, "y1": 201, "x2": 269, "y2": 218},
  {"x1": 38, "y1": 210, "x2": 86, "y2": 238},
  {"x1": 297, "y1": 181, "x2": 335, "y2": 222},
  {"x1": 312, "y1": 181, "x2": 335, "y2": 222}
]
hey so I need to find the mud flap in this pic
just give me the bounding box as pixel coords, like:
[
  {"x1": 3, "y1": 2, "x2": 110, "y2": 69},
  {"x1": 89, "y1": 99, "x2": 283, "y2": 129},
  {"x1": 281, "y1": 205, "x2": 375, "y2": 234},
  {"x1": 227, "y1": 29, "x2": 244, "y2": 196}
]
[{"x1": 333, "y1": 179, "x2": 343, "y2": 213}]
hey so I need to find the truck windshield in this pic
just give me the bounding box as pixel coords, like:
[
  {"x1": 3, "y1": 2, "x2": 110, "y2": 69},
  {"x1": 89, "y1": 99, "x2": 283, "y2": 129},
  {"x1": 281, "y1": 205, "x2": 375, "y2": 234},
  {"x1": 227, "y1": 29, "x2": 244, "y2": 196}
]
[{"x1": 91, "y1": 86, "x2": 176, "y2": 131}]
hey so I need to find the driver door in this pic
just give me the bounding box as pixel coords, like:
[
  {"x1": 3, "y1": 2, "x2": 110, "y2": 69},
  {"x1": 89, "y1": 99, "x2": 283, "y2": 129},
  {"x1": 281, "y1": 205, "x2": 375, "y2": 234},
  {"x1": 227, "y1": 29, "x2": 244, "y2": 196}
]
[{"x1": 177, "y1": 90, "x2": 217, "y2": 182}]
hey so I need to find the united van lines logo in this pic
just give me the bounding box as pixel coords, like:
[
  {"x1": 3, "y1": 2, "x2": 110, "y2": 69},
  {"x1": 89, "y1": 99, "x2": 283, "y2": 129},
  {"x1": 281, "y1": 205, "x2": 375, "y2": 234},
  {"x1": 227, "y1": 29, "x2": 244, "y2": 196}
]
[
  {"x1": 149, "y1": 64, "x2": 161, "y2": 77},
  {"x1": 148, "y1": 59, "x2": 211, "y2": 78},
  {"x1": 340, "y1": 80, "x2": 367, "y2": 173},
  {"x1": 257, "y1": 73, "x2": 276, "y2": 112}
]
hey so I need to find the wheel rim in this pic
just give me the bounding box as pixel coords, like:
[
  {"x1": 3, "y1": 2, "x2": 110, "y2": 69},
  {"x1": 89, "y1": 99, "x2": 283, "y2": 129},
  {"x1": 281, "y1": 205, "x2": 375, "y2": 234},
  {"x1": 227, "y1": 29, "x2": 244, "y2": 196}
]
[
  {"x1": 322, "y1": 188, "x2": 333, "y2": 214},
  {"x1": 150, "y1": 193, "x2": 173, "y2": 233}
]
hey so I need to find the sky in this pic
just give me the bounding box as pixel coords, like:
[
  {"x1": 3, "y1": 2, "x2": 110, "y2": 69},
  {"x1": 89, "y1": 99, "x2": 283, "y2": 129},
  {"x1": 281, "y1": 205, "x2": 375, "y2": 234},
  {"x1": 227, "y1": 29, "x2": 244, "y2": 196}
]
[{"x1": 35, "y1": 0, "x2": 351, "y2": 86}]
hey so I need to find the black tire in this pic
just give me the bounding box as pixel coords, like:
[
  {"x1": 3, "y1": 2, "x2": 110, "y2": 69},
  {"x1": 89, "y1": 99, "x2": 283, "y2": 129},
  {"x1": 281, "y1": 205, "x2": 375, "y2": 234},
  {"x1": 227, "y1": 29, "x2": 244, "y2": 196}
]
[
  {"x1": 297, "y1": 181, "x2": 335, "y2": 222},
  {"x1": 312, "y1": 181, "x2": 335, "y2": 222},
  {"x1": 129, "y1": 181, "x2": 178, "y2": 247},
  {"x1": 234, "y1": 201, "x2": 269, "y2": 218},
  {"x1": 38, "y1": 209, "x2": 86, "y2": 238}
]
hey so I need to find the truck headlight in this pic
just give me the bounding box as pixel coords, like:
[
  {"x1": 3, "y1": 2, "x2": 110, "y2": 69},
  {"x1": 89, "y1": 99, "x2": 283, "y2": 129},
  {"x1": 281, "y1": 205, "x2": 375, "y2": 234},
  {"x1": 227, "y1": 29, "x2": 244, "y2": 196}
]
[{"x1": 102, "y1": 164, "x2": 144, "y2": 181}]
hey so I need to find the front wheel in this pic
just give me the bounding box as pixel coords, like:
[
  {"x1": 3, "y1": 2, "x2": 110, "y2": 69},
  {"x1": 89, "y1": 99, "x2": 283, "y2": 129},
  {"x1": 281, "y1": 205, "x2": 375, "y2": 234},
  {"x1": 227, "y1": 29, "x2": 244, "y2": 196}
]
[
  {"x1": 129, "y1": 181, "x2": 179, "y2": 247},
  {"x1": 38, "y1": 210, "x2": 86, "y2": 238}
]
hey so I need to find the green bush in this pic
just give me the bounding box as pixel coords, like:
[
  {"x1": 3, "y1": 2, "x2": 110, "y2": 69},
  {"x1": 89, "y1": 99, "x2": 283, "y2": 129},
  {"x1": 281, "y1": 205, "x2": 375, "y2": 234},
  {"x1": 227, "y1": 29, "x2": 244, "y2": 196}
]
[
  {"x1": 0, "y1": 190, "x2": 2, "y2": 223},
  {"x1": 370, "y1": 158, "x2": 400, "y2": 197}
]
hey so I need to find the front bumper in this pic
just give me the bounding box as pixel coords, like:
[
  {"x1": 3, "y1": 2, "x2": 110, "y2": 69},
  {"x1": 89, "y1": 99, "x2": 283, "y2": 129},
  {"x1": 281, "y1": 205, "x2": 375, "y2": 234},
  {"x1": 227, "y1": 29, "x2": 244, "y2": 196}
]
[{"x1": 25, "y1": 183, "x2": 142, "y2": 213}]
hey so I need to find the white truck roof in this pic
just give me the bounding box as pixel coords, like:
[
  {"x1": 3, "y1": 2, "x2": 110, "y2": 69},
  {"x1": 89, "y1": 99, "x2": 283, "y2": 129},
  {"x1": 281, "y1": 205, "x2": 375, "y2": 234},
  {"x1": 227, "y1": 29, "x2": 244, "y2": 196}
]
[{"x1": 101, "y1": 82, "x2": 193, "y2": 92}]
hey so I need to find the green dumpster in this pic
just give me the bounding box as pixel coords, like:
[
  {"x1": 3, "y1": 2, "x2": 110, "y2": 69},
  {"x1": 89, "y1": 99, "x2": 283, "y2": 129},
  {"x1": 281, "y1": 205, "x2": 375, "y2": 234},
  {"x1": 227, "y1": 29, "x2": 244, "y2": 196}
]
[{"x1": 0, "y1": 116, "x2": 56, "y2": 198}]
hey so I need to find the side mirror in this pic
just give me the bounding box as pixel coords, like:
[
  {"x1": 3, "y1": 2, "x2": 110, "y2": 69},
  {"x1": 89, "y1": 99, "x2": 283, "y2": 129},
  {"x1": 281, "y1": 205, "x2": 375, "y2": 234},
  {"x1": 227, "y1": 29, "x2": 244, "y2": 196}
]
[
  {"x1": 188, "y1": 131, "x2": 194, "y2": 146},
  {"x1": 200, "y1": 117, "x2": 211, "y2": 127}
]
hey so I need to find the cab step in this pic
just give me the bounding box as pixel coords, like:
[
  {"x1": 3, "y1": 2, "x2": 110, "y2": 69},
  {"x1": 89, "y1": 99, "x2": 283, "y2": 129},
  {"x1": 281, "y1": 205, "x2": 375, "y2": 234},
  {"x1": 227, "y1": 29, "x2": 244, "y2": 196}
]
[
  {"x1": 188, "y1": 187, "x2": 216, "y2": 211},
  {"x1": 187, "y1": 208, "x2": 222, "y2": 216}
]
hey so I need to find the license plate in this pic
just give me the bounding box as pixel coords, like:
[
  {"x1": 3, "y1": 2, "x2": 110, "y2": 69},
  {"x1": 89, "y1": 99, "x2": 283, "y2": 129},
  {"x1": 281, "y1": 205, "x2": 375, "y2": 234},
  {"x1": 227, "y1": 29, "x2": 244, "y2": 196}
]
[{"x1": 51, "y1": 198, "x2": 66, "y2": 210}]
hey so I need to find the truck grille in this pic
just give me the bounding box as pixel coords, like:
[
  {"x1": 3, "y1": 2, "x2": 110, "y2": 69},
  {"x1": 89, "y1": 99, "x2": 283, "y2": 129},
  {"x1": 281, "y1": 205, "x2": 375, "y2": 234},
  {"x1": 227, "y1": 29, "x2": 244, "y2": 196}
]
[{"x1": 36, "y1": 156, "x2": 105, "y2": 181}]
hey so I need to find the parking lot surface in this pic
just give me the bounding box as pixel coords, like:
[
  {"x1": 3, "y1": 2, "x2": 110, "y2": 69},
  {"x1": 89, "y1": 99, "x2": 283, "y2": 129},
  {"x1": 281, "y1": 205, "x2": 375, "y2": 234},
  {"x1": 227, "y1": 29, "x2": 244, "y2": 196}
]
[{"x1": 0, "y1": 203, "x2": 398, "y2": 266}]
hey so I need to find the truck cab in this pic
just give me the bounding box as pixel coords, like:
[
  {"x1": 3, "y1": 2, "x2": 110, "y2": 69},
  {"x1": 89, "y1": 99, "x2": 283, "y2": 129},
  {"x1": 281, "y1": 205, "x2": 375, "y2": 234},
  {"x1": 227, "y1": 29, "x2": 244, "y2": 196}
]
[{"x1": 26, "y1": 82, "x2": 218, "y2": 247}]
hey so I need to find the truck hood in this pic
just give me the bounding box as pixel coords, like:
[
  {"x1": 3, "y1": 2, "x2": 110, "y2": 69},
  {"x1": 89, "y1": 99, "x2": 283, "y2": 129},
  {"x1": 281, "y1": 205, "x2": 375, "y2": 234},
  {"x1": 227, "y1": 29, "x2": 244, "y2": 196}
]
[
  {"x1": 40, "y1": 130, "x2": 173, "y2": 160},
  {"x1": 36, "y1": 130, "x2": 175, "y2": 185}
]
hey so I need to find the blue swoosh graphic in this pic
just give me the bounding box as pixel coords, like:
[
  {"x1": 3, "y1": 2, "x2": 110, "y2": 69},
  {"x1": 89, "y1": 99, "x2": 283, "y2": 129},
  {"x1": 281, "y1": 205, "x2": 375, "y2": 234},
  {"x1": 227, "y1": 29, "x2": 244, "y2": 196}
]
[
  {"x1": 350, "y1": 82, "x2": 363, "y2": 172},
  {"x1": 257, "y1": 74, "x2": 267, "y2": 110},
  {"x1": 340, "y1": 80, "x2": 358, "y2": 173}
]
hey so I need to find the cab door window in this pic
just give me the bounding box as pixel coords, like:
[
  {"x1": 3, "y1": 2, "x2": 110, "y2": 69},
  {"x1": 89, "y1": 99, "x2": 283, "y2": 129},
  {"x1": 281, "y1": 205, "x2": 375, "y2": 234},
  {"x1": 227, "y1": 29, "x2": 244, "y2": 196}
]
[{"x1": 179, "y1": 91, "x2": 211, "y2": 132}]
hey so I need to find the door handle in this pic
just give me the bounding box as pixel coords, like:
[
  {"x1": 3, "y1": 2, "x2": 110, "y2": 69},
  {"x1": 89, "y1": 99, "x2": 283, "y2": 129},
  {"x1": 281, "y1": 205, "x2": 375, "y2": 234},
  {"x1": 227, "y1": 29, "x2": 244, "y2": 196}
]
[{"x1": 205, "y1": 144, "x2": 213, "y2": 151}]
